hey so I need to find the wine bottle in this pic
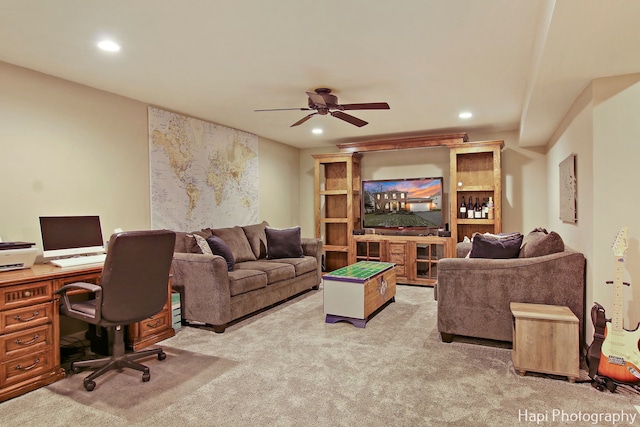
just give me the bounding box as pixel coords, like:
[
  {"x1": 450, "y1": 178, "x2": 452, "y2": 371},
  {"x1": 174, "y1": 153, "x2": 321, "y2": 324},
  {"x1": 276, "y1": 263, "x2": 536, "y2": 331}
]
[
  {"x1": 466, "y1": 197, "x2": 474, "y2": 219},
  {"x1": 482, "y1": 198, "x2": 488, "y2": 219},
  {"x1": 459, "y1": 197, "x2": 466, "y2": 219},
  {"x1": 474, "y1": 197, "x2": 482, "y2": 219}
]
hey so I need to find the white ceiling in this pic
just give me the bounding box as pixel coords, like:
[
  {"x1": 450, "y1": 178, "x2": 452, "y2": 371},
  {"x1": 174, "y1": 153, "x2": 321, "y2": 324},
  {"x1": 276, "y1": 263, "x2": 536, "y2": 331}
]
[{"x1": 1, "y1": 0, "x2": 639, "y2": 149}]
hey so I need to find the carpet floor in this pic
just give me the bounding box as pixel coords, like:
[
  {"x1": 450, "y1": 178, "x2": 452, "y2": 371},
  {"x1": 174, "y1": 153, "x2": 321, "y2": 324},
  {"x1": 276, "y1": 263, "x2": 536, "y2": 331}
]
[{"x1": 1, "y1": 285, "x2": 638, "y2": 426}]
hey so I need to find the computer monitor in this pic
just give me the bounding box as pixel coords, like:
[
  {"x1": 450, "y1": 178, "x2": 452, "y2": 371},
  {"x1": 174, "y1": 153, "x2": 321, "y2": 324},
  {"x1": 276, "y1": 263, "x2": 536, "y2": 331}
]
[{"x1": 39, "y1": 216, "x2": 105, "y2": 258}]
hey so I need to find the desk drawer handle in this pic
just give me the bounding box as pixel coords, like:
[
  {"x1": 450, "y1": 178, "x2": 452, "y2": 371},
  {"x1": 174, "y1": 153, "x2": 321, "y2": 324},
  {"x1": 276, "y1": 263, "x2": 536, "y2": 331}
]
[
  {"x1": 14, "y1": 310, "x2": 39, "y2": 322},
  {"x1": 146, "y1": 319, "x2": 162, "y2": 329},
  {"x1": 15, "y1": 358, "x2": 40, "y2": 371},
  {"x1": 15, "y1": 334, "x2": 40, "y2": 346},
  {"x1": 23, "y1": 290, "x2": 32, "y2": 297}
]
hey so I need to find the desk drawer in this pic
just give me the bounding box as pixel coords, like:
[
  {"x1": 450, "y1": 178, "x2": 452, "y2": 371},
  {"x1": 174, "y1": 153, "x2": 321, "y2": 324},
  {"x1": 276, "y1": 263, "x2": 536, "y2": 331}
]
[
  {"x1": 0, "y1": 280, "x2": 53, "y2": 311},
  {"x1": 137, "y1": 312, "x2": 170, "y2": 338},
  {"x1": 0, "y1": 302, "x2": 54, "y2": 334},
  {"x1": 0, "y1": 348, "x2": 54, "y2": 387},
  {"x1": 0, "y1": 324, "x2": 53, "y2": 359}
]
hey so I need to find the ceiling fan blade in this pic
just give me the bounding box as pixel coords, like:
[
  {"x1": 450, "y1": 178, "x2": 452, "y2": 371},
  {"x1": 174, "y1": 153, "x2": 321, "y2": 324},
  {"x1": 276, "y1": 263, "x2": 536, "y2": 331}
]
[
  {"x1": 290, "y1": 113, "x2": 317, "y2": 127},
  {"x1": 340, "y1": 102, "x2": 390, "y2": 111},
  {"x1": 331, "y1": 111, "x2": 368, "y2": 127},
  {"x1": 254, "y1": 108, "x2": 312, "y2": 112},
  {"x1": 306, "y1": 91, "x2": 327, "y2": 107}
]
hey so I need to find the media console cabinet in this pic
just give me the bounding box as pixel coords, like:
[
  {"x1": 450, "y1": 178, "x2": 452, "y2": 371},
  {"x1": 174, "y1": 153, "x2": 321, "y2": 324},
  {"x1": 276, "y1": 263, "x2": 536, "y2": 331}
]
[
  {"x1": 0, "y1": 263, "x2": 173, "y2": 402},
  {"x1": 349, "y1": 234, "x2": 453, "y2": 286}
]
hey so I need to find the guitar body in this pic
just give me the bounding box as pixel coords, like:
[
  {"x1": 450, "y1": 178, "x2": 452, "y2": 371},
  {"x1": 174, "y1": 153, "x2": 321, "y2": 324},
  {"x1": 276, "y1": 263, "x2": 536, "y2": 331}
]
[
  {"x1": 598, "y1": 320, "x2": 640, "y2": 383},
  {"x1": 593, "y1": 227, "x2": 640, "y2": 385}
]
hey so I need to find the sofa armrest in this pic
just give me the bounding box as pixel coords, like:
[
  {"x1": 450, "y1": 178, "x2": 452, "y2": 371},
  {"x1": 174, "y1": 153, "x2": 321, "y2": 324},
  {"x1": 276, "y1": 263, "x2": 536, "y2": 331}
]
[
  {"x1": 171, "y1": 252, "x2": 231, "y2": 326},
  {"x1": 301, "y1": 237, "x2": 323, "y2": 282},
  {"x1": 436, "y1": 250, "x2": 586, "y2": 344}
]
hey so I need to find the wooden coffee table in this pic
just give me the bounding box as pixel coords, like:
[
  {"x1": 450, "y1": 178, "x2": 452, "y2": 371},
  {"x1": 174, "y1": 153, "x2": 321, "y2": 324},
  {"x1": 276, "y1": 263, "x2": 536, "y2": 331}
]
[{"x1": 323, "y1": 261, "x2": 396, "y2": 328}]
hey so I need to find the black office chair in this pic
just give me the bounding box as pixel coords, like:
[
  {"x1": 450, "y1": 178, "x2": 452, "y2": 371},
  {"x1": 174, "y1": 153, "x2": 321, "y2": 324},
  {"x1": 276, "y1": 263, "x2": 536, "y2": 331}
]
[{"x1": 56, "y1": 229, "x2": 176, "y2": 391}]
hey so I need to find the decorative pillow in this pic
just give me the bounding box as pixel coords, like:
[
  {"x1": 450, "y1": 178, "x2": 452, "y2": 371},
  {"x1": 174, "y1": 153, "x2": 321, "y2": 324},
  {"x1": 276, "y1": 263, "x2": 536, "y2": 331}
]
[
  {"x1": 242, "y1": 221, "x2": 269, "y2": 259},
  {"x1": 206, "y1": 235, "x2": 235, "y2": 271},
  {"x1": 192, "y1": 234, "x2": 213, "y2": 255},
  {"x1": 187, "y1": 230, "x2": 214, "y2": 254},
  {"x1": 210, "y1": 226, "x2": 256, "y2": 262},
  {"x1": 466, "y1": 232, "x2": 522, "y2": 258},
  {"x1": 520, "y1": 230, "x2": 564, "y2": 258},
  {"x1": 265, "y1": 226, "x2": 303, "y2": 259},
  {"x1": 469, "y1": 233, "x2": 523, "y2": 259}
]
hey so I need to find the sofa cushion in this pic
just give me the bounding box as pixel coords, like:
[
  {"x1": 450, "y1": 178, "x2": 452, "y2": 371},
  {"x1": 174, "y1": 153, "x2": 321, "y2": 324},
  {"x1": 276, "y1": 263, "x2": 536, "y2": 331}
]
[
  {"x1": 469, "y1": 233, "x2": 523, "y2": 259},
  {"x1": 210, "y1": 226, "x2": 256, "y2": 262},
  {"x1": 235, "y1": 260, "x2": 295, "y2": 283},
  {"x1": 520, "y1": 230, "x2": 565, "y2": 258},
  {"x1": 227, "y1": 269, "x2": 267, "y2": 297},
  {"x1": 265, "y1": 226, "x2": 303, "y2": 259},
  {"x1": 242, "y1": 221, "x2": 269, "y2": 259},
  {"x1": 206, "y1": 235, "x2": 235, "y2": 271},
  {"x1": 266, "y1": 256, "x2": 317, "y2": 276}
]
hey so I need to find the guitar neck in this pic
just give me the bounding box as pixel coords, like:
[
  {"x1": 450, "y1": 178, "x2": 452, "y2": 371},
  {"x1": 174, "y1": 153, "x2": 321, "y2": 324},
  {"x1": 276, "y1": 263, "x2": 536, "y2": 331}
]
[{"x1": 612, "y1": 256, "x2": 625, "y2": 331}]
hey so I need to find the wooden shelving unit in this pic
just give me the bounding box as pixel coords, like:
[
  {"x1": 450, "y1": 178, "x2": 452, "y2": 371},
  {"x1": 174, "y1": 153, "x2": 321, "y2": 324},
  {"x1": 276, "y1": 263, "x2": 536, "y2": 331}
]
[
  {"x1": 449, "y1": 140, "x2": 503, "y2": 242},
  {"x1": 313, "y1": 153, "x2": 362, "y2": 272}
]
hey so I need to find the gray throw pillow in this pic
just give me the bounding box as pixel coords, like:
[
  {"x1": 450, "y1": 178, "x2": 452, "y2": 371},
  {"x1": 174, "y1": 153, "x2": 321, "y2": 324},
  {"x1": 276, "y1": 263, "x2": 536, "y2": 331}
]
[
  {"x1": 520, "y1": 230, "x2": 564, "y2": 258},
  {"x1": 265, "y1": 226, "x2": 303, "y2": 259},
  {"x1": 206, "y1": 235, "x2": 235, "y2": 271}
]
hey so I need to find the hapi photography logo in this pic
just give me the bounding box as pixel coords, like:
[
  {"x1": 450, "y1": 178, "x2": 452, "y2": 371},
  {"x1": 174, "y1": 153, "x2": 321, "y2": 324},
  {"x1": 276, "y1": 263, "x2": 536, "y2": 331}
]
[{"x1": 518, "y1": 406, "x2": 640, "y2": 425}]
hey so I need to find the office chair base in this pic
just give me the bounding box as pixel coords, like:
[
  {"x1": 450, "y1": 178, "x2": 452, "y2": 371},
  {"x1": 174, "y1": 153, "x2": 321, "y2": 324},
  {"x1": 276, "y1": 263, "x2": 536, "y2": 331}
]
[{"x1": 71, "y1": 348, "x2": 166, "y2": 391}]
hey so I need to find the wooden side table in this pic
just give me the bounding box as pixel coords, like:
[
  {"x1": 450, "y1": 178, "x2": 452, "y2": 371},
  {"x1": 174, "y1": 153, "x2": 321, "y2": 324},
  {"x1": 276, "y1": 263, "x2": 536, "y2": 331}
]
[{"x1": 510, "y1": 302, "x2": 579, "y2": 382}]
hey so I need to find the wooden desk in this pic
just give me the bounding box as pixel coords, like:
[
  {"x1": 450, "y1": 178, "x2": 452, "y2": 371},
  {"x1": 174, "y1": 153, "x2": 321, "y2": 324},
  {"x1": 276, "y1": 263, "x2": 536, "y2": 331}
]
[{"x1": 0, "y1": 263, "x2": 174, "y2": 402}]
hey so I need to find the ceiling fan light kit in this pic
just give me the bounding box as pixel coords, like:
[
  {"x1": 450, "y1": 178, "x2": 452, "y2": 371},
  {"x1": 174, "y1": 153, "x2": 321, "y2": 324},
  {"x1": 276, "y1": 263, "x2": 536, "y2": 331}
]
[{"x1": 255, "y1": 88, "x2": 390, "y2": 128}]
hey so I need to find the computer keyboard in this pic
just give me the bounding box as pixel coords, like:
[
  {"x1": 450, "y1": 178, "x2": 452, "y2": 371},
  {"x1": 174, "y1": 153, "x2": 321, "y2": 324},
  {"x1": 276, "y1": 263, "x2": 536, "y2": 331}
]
[{"x1": 50, "y1": 253, "x2": 107, "y2": 268}]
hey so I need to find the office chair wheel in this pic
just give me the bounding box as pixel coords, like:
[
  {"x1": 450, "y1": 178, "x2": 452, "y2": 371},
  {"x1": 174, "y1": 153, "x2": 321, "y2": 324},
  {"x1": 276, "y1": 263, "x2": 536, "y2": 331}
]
[
  {"x1": 84, "y1": 379, "x2": 96, "y2": 391},
  {"x1": 158, "y1": 351, "x2": 167, "y2": 361},
  {"x1": 70, "y1": 362, "x2": 82, "y2": 374},
  {"x1": 142, "y1": 372, "x2": 150, "y2": 382}
]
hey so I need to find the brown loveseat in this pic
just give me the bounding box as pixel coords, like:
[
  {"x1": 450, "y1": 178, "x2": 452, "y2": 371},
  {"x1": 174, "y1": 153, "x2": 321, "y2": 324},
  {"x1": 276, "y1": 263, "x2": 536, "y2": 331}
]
[
  {"x1": 171, "y1": 221, "x2": 322, "y2": 332},
  {"x1": 436, "y1": 229, "x2": 586, "y2": 348}
]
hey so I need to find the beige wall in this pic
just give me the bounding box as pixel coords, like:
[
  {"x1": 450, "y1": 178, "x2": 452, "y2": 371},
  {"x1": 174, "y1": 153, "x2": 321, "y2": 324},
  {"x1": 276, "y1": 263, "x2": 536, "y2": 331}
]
[
  {"x1": 0, "y1": 61, "x2": 302, "y2": 256},
  {"x1": 546, "y1": 73, "x2": 640, "y2": 339}
]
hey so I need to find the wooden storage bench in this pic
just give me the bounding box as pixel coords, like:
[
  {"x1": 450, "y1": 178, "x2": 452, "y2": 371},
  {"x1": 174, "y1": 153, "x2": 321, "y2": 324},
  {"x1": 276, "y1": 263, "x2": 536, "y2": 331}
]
[{"x1": 510, "y1": 302, "x2": 579, "y2": 382}]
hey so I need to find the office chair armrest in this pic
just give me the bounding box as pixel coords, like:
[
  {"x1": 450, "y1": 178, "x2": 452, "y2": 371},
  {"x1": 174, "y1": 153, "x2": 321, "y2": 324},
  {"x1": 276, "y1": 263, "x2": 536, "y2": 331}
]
[
  {"x1": 55, "y1": 282, "x2": 102, "y2": 320},
  {"x1": 55, "y1": 281, "x2": 102, "y2": 295}
]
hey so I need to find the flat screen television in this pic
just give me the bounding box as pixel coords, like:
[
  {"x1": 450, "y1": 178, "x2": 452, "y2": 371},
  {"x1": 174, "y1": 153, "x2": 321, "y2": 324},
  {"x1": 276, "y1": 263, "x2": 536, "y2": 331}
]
[
  {"x1": 39, "y1": 216, "x2": 105, "y2": 258},
  {"x1": 362, "y1": 177, "x2": 444, "y2": 230}
]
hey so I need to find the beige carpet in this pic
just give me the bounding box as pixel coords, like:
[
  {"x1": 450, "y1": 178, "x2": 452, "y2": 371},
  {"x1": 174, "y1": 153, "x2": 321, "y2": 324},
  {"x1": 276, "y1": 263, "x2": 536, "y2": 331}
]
[{"x1": 2, "y1": 285, "x2": 639, "y2": 426}]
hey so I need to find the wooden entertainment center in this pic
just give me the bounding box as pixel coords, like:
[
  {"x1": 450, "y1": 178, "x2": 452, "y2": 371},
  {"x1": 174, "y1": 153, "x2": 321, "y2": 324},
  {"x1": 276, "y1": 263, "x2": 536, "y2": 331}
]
[{"x1": 314, "y1": 133, "x2": 503, "y2": 285}]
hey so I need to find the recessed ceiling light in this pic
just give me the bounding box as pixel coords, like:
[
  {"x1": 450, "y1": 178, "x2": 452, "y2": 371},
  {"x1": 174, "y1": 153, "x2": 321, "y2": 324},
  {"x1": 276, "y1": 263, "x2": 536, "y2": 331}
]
[
  {"x1": 311, "y1": 128, "x2": 323, "y2": 135},
  {"x1": 97, "y1": 40, "x2": 121, "y2": 52},
  {"x1": 459, "y1": 111, "x2": 473, "y2": 119}
]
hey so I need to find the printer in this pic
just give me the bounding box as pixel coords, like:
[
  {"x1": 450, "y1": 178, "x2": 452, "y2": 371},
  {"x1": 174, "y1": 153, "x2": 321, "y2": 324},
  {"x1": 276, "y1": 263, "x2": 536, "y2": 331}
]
[{"x1": 0, "y1": 242, "x2": 38, "y2": 272}]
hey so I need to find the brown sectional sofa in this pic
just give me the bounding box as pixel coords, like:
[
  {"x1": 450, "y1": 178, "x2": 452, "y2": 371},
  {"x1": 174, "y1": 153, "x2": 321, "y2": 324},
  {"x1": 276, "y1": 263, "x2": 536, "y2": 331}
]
[
  {"x1": 171, "y1": 221, "x2": 322, "y2": 332},
  {"x1": 436, "y1": 229, "x2": 586, "y2": 348}
]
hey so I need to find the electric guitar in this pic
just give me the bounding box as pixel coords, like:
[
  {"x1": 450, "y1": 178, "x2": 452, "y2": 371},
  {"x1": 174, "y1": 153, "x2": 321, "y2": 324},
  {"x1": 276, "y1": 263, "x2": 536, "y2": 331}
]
[{"x1": 597, "y1": 227, "x2": 640, "y2": 383}]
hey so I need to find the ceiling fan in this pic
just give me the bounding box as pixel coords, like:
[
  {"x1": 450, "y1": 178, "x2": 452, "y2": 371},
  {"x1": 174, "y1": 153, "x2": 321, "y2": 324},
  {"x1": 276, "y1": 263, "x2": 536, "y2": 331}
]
[{"x1": 254, "y1": 88, "x2": 390, "y2": 127}]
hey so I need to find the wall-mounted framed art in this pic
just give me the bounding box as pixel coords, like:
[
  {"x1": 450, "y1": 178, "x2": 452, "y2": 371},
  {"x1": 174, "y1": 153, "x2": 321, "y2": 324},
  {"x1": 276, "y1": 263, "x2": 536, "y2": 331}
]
[{"x1": 559, "y1": 154, "x2": 577, "y2": 223}]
